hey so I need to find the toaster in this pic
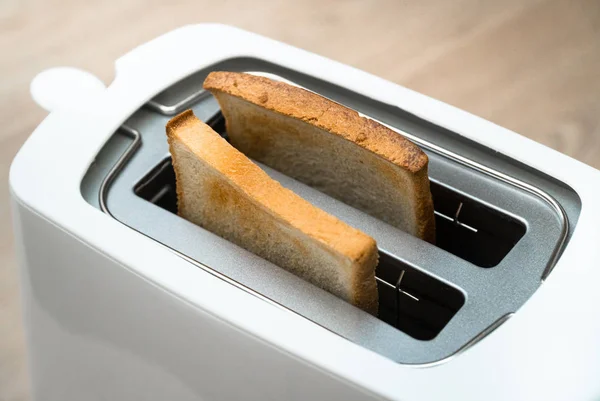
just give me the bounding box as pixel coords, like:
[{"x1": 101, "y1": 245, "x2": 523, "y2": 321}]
[{"x1": 10, "y1": 24, "x2": 600, "y2": 401}]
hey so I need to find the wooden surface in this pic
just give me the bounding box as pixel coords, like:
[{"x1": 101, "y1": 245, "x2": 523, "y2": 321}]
[{"x1": 1, "y1": 0, "x2": 599, "y2": 399}]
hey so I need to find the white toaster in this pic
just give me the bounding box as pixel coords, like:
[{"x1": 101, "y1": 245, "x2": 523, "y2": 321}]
[{"x1": 10, "y1": 24, "x2": 600, "y2": 401}]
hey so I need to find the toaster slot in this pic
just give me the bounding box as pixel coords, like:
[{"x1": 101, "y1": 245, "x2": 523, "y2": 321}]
[
  {"x1": 376, "y1": 252, "x2": 464, "y2": 340},
  {"x1": 431, "y1": 182, "x2": 526, "y2": 267},
  {"x1": 135, "y1": 158, "x2": 177, "y2": 213}
]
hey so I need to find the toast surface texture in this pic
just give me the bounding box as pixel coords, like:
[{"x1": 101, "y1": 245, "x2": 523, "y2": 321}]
[
  {"x1": 204, "y1": 71, "x2": 435, "y2": 243},
  {"x1": 166, "y1": 110, "x2": 379, "y2": 314}
]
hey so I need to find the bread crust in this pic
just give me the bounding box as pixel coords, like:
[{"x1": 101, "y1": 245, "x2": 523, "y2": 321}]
[
  {"x1": 166, "y1": 110, "x2": 379, "y2": 314},
  {"x1": 204, "y1": 72, "x2": 427, "y2": 172},
  {"x1": 203, "y1": 71, "x2": 435, "y2": 243}
]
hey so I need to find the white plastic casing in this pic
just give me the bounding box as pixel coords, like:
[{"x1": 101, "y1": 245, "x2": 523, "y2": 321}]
[{"x1": 10, "y1": 24, "x2": 600, "y2": 401}]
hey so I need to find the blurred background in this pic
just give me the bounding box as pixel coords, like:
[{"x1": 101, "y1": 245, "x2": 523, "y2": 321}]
[{"x1": 1, "y1": 0, "x2": 599, "y2": 399}]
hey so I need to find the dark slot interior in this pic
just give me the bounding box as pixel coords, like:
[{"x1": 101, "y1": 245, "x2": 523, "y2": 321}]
[
  {"x1": 135, "y1": 159, "x2": 178, "y2": 212},
  {"x1": 376, "y1": 252, "x2": 464, "y2": 340},
  {"x1": 431, "y1": 183, "x2": 526, "y2": 267},
  {"x1": 134, "y1": 158, "x2": 466, "y2": 340}
]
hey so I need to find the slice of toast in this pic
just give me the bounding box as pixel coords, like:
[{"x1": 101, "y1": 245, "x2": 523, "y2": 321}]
[
  {"x1": 203, "y1": 71, "x2": 436, "y2": 243},
  {"x1": 166, "y1": 110, "x2": 379, "y2": 314}
]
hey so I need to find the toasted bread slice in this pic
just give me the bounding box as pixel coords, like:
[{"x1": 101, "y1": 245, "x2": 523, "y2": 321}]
[
  {"x1": 203, "y1": 71, "x2": 436, "y2": 243},
  {"x1": 166, "y1": 110, "x2": 379, "y2": 314}
]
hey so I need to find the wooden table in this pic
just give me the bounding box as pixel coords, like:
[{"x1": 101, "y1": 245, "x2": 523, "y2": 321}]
[{"x1": 1, "y1": 0, "x2": 599, "y2": 399}]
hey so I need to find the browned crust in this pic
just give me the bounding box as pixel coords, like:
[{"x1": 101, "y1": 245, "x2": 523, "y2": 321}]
[
  {"x1": 414, "y1": 168, "x2": 436, "y2": 243},
  {"x1": 203, "y1": 71, "x2": 436, "y2": 243},
  {"x1": 166, "y1": 109, "x2": 195, "y2": 218},
  {"x1": 166, "y1": 110, "x2": 379, "y2": 314},
  {"x1": 203, "y1": 71, "x2": 428, "y2": 173},
  {"x1": 352, "y1": 245, "x2": 379, "y2": 314}
]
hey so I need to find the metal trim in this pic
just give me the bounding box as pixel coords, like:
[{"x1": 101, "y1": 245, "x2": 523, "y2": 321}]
[
  {"x1": 146, "y1": 89, "x2": 211, "y2": 116},
  {"x1": 98, "y1": 125, "x2": 141, "y2": 213}
]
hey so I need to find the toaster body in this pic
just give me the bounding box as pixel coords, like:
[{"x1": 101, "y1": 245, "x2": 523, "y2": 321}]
[{"x1": 10, "y1": 24, "x2": 600, "y2": 401}]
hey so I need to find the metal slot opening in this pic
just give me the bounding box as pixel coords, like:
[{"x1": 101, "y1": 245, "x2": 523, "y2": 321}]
[
  {"x1": 135, "y1": 159, "x2": 465, "y2": 340},
  {"x1": 376, "y1": 252, "x2": 464, "y2": 340},
  {"x1": 135, "y1": 159, "x2": 178, "y2": 212},
  {"x1": 431, "y1": 183, "x2": 526, "y2": 267}
]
